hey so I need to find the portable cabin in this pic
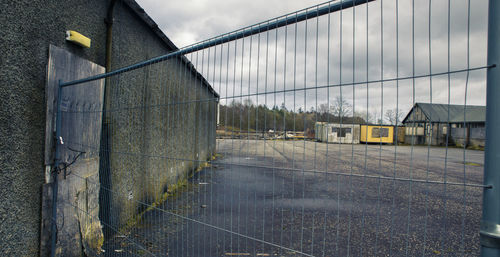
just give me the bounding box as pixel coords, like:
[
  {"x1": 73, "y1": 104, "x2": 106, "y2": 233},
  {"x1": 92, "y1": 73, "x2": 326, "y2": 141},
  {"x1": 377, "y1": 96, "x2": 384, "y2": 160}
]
[
  {"x1": 315, "y1": 122, "x2": 360, "y2": 144},
  {"x1": 360, "y1": 125, "x2": 394, "y2": 144}
]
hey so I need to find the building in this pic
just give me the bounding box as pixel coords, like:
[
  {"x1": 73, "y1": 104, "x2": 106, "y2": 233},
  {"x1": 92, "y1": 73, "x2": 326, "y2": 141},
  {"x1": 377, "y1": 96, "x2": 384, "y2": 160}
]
[
  {"x1": 0, "y1": 1, "x2": 217, "y2": 256},
  {"x1": 315, "y1": 122, "x2": 361, "y2": 144},
  {"x1": 360, "y1": 125, "x2": 395, "y2": 144},
  {"x1": 402, "y1": 103, "x2": 485, "y2": 147}
]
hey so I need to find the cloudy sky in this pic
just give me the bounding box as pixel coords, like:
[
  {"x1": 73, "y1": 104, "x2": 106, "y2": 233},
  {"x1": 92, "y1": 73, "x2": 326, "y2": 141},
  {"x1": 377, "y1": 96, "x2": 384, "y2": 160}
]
[{"x1": 135, "y1": 0, "x2": 488, "y2": 122}]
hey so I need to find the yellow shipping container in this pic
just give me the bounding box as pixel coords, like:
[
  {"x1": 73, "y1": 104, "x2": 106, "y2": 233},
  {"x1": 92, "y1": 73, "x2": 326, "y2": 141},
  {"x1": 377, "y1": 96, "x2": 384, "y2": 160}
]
[{"x1": 360, "y1": 125, "x2": 394, "y2": 144}]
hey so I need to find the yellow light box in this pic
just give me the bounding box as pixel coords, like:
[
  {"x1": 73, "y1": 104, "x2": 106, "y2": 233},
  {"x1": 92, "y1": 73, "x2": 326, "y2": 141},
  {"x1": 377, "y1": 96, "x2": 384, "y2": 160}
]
[{"x1": 65, "y1": 30, "x2": 91, "y2": 48}]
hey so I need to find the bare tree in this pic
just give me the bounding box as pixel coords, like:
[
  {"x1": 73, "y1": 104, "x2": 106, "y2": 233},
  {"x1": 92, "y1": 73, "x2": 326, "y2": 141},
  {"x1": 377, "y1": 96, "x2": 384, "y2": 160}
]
[
  {"x1": 384, "y1": 108, "x2": 405, "y2": 125},
  {"x1": 330, "y1": 96, "x2": 352, "y2": 119},
  {"x1": 318, "y1": 103, "x2": 329, "y2": 114},
  {"x1": 318, "y1": 103, "x2": 329, "y2": 121}
]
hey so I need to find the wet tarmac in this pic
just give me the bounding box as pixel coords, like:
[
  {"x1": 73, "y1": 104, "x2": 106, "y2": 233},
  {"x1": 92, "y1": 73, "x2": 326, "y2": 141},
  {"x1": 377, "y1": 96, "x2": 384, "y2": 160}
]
[{"x1": 104, "y1": 139, "x2": 484, "y2": 256}]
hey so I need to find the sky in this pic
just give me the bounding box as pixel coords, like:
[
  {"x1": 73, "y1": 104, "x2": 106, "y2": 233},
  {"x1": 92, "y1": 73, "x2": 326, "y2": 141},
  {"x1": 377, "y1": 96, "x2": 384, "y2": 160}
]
[{"x1": 135, "y1": 0, "x2": 488, "y2": 122}]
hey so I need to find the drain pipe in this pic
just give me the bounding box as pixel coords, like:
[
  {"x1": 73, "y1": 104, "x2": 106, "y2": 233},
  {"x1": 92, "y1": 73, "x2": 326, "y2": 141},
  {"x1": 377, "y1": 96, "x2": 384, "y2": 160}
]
[
  {"x1": 105, "y1": 0, "x2": 118, "y2": 75},
  {"x1": 104, "y1": 0, "x2": 118, "y2": 112},
  {"x1": 99, "y1": 0, "x2": 118, "y2": 239}
]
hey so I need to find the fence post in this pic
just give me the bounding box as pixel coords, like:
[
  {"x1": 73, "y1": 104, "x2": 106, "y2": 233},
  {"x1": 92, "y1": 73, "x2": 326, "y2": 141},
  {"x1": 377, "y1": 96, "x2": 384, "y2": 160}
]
[{"x1": 481, "y1": 1, "x2": 500, "y2": 256}]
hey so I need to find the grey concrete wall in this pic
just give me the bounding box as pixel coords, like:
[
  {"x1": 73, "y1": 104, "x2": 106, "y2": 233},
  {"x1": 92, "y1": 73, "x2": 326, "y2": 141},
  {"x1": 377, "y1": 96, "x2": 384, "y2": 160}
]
[
  {"x1": 101, "y1": 2, "x2": 217, "y2": 232},
  {"x1": 450, "y1": 127, "x2": 485, "y2": 148},
  {"x1": 0, "y1": 0, "x2": 216, "y2": 256},
  {"x1": 404, "y1": 135, "x2": 425, "y2": 145},
  {"x1": 450, "y1": 127, "x2": 468, "y2": 147},
  {"x1": 469, "y1": 127, "x2": 486, "y2": 148},
  {"x1": 103, "y1": 58, "x2": 217, "y2": 231},
  {"x1": 0, "y1": 1, "x2": 107, "y2": 256},
  {"x1": 470, "y1": 127, "x2": 486, "y2": 139}
]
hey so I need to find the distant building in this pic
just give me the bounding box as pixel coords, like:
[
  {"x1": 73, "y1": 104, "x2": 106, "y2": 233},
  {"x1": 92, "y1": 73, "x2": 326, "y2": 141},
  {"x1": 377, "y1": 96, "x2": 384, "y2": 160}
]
[
  {"x1": 402, "y1": 103, "x2": 485, "y2": 147},
  {"x1": 315, "y1": 122, "x2": 360, "y2": 144}
]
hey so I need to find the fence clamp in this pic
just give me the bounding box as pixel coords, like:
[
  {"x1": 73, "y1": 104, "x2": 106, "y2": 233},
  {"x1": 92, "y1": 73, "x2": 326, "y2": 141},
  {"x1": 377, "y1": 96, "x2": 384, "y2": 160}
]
[{"x1": 480, "y1": 221, "x2": 500, "y2": 248}]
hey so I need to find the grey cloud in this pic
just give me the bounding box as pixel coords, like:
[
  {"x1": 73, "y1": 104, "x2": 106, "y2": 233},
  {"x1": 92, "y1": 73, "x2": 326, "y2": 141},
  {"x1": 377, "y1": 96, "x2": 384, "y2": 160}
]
[{"x1": 136, "y1": 0, "x2": 488, "y2": 120}]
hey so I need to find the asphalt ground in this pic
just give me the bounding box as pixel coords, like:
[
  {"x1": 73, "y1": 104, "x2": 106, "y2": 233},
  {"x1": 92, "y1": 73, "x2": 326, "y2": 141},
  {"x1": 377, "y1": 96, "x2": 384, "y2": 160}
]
[{"x1": 104, "y1": 139, "x2": 484, "y2": 257}]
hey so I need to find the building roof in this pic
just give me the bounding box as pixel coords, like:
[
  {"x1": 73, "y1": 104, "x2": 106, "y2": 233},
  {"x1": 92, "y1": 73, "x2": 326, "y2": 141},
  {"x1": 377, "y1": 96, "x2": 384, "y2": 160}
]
[
  {"x1": 122, "y1": 0, "x2": 219, "y2": 98},
  {"x1": 123, "y1": 0, "x2": 177, "y2": 50},
  {"x1": 402, "y1": 103, "x2": 486, "y2": 124}
]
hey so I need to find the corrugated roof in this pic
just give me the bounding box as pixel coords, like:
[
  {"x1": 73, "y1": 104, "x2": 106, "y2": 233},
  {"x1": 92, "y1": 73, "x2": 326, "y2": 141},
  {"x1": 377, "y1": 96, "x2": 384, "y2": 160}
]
[{"x1": 403, "y1": 103, "x2": 486, "y2": 123}]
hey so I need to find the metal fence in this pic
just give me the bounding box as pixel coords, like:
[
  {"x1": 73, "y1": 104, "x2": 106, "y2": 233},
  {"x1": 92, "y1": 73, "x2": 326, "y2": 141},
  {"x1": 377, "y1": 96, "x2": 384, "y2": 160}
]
[{"x1": 50, "y1": 0, "x2": 500, "y2": 256}]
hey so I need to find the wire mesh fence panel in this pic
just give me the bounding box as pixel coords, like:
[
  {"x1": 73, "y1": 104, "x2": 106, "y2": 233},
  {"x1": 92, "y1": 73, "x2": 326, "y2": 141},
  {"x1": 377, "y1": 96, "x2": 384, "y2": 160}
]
[{"x1": 51, "y1": 0, "x2": 495, "y2": 256}]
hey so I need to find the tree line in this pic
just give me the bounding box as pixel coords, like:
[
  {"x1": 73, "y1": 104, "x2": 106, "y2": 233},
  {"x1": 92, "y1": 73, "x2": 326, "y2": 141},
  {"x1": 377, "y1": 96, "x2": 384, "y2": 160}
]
[
  {"x1": 219, "y1": 97, "x2": 366, "y2": 132},
  {"x1": 219, "y1": 96, "x2": 406, "y2": 132}
]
